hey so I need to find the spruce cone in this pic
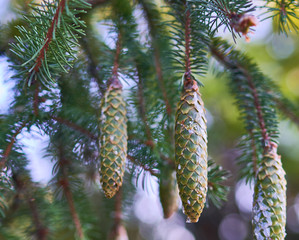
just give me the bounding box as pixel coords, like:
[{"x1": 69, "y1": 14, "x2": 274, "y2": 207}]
[
  {"x1": 159, "y1": 169, "x2": 179, "y2": 219},
  {"x1": 99, "y1": 85, "x2": 127, "y2": 199},
  {"x1": 252, "y1": 142, "x2": 286, "y2": 239},
  {"x1": 174, "y1": 82, "x2": 208, "y2": 223}
]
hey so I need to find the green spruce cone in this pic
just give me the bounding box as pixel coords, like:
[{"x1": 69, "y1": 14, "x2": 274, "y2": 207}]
[
  {"x1": 175, "y1": 82, "x2": 208, "y2": 223},
  {"x1": 252, "y1": 142, "x2": 286, "y2": 240},
  {"x1": 99, "y1": 85, "x2": 127, "y2": 199},
  {"x1": 159, "y1": 169, "x2": 179, "y2": 219}
]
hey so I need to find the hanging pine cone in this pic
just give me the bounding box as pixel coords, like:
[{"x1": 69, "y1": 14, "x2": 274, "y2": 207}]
[
  {"x1": 252, "y1": 142, "x2": 286, "y2": 239},
  {"x1": 174, "y1": 80, "x2": 208, "y2": 223},
  {"x1": 99, "y1": 79, "x2": 127, "y2": 199},
  {"x1": 159, "y1": 168, "x2": 179, "y2": 219}
]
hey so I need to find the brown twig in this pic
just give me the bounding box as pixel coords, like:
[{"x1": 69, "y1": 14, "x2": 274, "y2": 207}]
[
  {"x1": 184, "y1": 6, "x2": 192, "y2": 82},
  {"x1": 249, "y1": 130, "x2": 258, "y2": 174},
  {"x1": 108, "y1": 189, "x2": 129, "y2": 240},
  {"x1": 58, "y1": 146, "x2": 84, "y2": 239},
  {"x1": 27, "y1": 198, "x2": 49, "y2": 240},
  {"x1": 34, "y1": 81, "x2": 40, "y2": 116},
  {"x1": 140, "y1": 0, "x2": 172, "y2": 116},
  {"x1": 80, "y1": 36, "x2": 105, "y2": 95},
  {"x1": 87, "y1": 0, "x2": 109, "y2": 6},
  {"x1": 127, "y1": 155, "x2": 158, "y2": 177},
  {"x1": 242, "y1": 70, "x2": 270, "y2": 144},
  {"x1": 112, "y1": 32, "x2": 122, "y2": 78},
  {"x1": 109, "y1": 32, "x2": 122, "y2": 89},
  {"x1": 1, "y1": 122, "x2": 27, "y2": 169},
  {"x1": 32, "y1": 0, "x2": 66, "y2": 73},
  {"x1": 13, "y1": 173, "x2": 48, "y2": 240},
  {"x1": 210, "y1": 46, "x2": 270, "y2": 146},
  {"x1": 51, "y1": 116, "x2": 97, "y2": 140},
  {"x1": 274, "y1": 97, "x2": 299, "y2": 127},
  {"x1": 136, "y1": 67, "x2": 153, "y2": 143}
]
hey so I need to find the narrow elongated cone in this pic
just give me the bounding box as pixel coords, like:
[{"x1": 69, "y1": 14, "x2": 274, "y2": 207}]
[
  {"x1": 100, "y1": 86, "x2": 127, "y2": 199},
  {"x1": 159, "y1": 169, "x2": 179, "y2": 218},
  {"x1": 175, "y1": 83, "x2": 208, "y2": 223},
  {"x1": 252, "y1": 143, "x2": 286, "y2": 240}
]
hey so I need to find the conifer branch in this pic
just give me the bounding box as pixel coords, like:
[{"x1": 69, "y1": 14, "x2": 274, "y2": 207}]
[
  {"x1": 136, "y1": 68, "x2": 153, "y2": 142},
  {"x1": 32, "y1": 0, "x2": 66, "y2": 75},
  {"x1": 108, "y1": 32, "x2": 122, "y2": 88},
  {"x1": 58, "y1": 146, "x2": 84, "y2": 239},
  {"x1": 11, "y1": 0, "x2": 90, "y2": 86},
  {"x1": 112, "y1": 32, "x2": 121, "y2": 78},
  {"x1": 210, "y1": 42, "x2": 271, "y2": 146},
  {"x1": 51, "y1": 116, "x2": 97, "y2": 140},
  {"x1": 250, "y1": 130, "x2": 258, "y2": 174},
  {"x1": 34, "y1": 82, "x2": 40, "y2": 116},
  {"x1": 27, "y1": 198, "x2": 48, "y2": 240},
  {"x1": 194, "y1": 0, "x2": 256, "y2": 41},
  {"x1": 243, "y1": 70, "x2": 270, "y2": 145},
  {"x1": 274, "y1": 97, "x2": 299, "y2": 127},
  {"x1": 108, "y1": 189, "x2": 128, "y2": 239},
  {"x1": 80, "y1": 36, "x2": 105, "y2": 94},
  {"x1": 140, "y1": 0, "x2": 172, "y2": 115},
  {"x1": 184, "y1": 6, "x2": 192, "y2": 81},
  {"x1": 1, "y1": 122, "x2": 27, "y2": 169},
  {"x1": 13, "y1": 173, "x2": 48, "y2": 240},
  {"x1": 210, "y1": 38, "x2": 279, "y2": 181},
  {"x1": 261, "y1": 0, "x2": 299, "y2": 33},
  {"x1": 127, "y1": 155, "x2": 158, "y2": 177}
]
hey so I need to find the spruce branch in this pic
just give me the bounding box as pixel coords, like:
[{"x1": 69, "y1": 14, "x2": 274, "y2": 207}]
[
  {"x1": 34, "y1": 82, "x2": 40, "y2": 116},
  {"x1": 167, "y1": 0, "x2": 208, "y2": 83},
  {"x1": 0, "y1": 121, "x2": 27, "y2": 170},
  {"x1": 27, "y1": 193, "x2": 48, "y2": 240},
  {"x1": 273, "y1": 94, "x2": 299, "y2": 127},
  {"x1": 31, "y1": 0, "x2": 67, "y2": 75},
  {"x1": 209, "y1": 38, "x2": 280, "y2": 181},
  {"x1": 10, "y1": 0, "x2": 90, "y2": 87},
  {"x1": 58, "y1": 145, "x2": 84, "y2": 239},
  {"x1": 242, "y1": 67, "x2": 270, "y2": 144},
  {"x1": 136, "y1": 67, "x2": 153, "y2": 143},
  {"x1": 80, "y1": 35, "x2": 106, "y2": 95},
  {"x1": 261, "y1": 0, "x2": 299, "y2": 33},
  {"x1": 250, "y1": 130, "x2": 258, "y2": 175},
  {"x1": 12, "y1": 173, "x2": 48, "y2": 240},
  {"x1": 127, "y1": 155, "x2": 158, "y2": 177},
  {"x1": 184, "y1": 6, "x2": 192, "y2": 81},
  {"x1": 206, "y1": 160, "x2": 230, "y2": 208},
  {"x1": 108, "y1": 189, "x2": 128, "y2": 240},
  {"x1": 51, "y1": 116, "x2": 97, "y2": 140},
  {"x1": 194, "y1": 0, "x2": 257, "y2": 41},
  {"x1": 210, "y1": 39, "x2": 276, "y2": 147},
  {"x1": 139, "y1": 0, "x2": 173, "y2": 116}
]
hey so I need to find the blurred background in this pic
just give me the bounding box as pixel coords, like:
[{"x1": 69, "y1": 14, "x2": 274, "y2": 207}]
[{"x1": 0, "y1": 0, "x2": 299, "y2": 239}]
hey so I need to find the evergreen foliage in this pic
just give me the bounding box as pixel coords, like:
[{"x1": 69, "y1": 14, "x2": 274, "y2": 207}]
[{"x1": 0, "y1": 0, "x2": 298, "y2": 239}]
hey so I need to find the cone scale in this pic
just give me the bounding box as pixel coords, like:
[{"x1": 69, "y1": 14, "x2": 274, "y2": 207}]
[
  {"x1": 252, "y1": 142, "x2": 286, "y2": 239},
  {"x1": 175, "y1": 80, "x2": 208, "y2": 223},
  {"x1": 99, "y1": 79, "x2": 127, "y2": 199}
]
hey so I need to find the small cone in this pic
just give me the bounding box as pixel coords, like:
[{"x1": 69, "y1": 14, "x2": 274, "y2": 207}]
[
  {"x1": 99, "y1": 84, "x2": 127, "y2": 199},
  {"x1": 252, "y1": 142, "x2": 286, "y2": 239},
  {"x1": 174, "y1": 80, "x2": 208, "y2": 223},
  {"x1": 159, "y1": 169, "x2": 179, "y2": 218}
]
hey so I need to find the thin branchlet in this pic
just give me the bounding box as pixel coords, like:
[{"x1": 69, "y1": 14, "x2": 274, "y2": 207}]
[
  {"x1": 1, "y1": 121, "x2": 27, "y2": 169},
  {"x1": 51, "y1": 116, "x2": 97, "y2": 140},
  {"x1": 33, "y1": 0, "x2": 66, "y2": 73},
  {"x1": 58, "y1": 146, "x2": 84, "y2": 239}
]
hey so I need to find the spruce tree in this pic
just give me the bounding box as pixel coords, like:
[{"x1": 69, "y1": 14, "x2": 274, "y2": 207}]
[{"x1": 0, "y1": 0, "x2": 298, "y2": 239}]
